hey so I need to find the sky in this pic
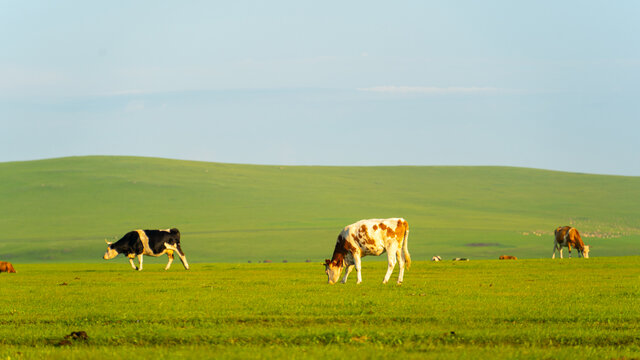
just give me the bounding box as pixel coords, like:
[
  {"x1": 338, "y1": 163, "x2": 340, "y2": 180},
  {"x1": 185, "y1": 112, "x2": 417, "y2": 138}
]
[{"x1": 1, "y1": 1, "x2": 639, "y2": 175}]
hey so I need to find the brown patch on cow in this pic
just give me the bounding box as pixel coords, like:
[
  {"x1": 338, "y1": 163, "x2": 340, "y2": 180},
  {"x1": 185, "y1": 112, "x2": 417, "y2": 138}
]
[
  {"x1": 345, "y1": 236, "x2": 360, "y2": 253},
  {"x1": 555, "y1": 226, "x2": 586, "y2": 251},
  {"x1": 385, "y1": 228, "x2": 394, "y2": 238},
  {"x1": 499, "y1": 255, "x2": 517, "y2": 260},
  {"x1": 394, "y1": 220, "x2": 406, "y2": 239},
  {"x1": 373, "y1": 224, "x2": 378, "y2": 231},
  {"x1": 356, "y1": 228, "x2": 376, "y2": 245},
  {"x1": 0, "y1": 261, "x2": 16, "y2": 273},
  {"x1": 379, "y1": 223, "x2": 387, "y2": 231},
  {"x1": 329, "y1": 234, "x2": 347, "y2": 268}
]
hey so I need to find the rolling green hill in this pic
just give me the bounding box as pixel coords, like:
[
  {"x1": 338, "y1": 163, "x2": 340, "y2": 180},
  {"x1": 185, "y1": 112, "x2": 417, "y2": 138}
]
[{"x1": 0, "y1": 156, "x2": 638, "y2": 263}]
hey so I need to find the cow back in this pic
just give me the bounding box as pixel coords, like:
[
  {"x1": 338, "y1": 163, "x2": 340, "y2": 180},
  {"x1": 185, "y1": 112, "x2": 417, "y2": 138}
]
[
  {"x1": 143, "y1": 228, "x2": 181, "y2": 255},
  {"x1": 0, "y1": 261, "x2": 16, "y2": 273}
]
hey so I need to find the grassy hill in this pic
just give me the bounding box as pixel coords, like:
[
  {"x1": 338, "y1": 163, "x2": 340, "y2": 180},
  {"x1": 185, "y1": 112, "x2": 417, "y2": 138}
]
[{"x1": 0, "y1": 156, "x2": 638, "y2": 263}]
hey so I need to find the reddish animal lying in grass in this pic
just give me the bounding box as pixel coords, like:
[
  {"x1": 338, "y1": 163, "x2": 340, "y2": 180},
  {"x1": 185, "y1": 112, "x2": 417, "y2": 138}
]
[
  {"x1": 324, "y1": 218, "x2": 411, "y2": 285},
  {"x1": 499, "y1": 255, "x2": 517, "y2": 260},
  {"x1": 0, "y1": 261, "x2": 16, "y2": 273},
  {"x1": 553, "y1": 226, "x2": 590, "y2": 259}
]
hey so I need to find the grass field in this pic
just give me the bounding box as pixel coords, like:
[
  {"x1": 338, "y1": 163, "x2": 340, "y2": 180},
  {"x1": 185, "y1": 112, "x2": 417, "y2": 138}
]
[
  {"x1": 0, "y1": 156, "x2": 639, "y2": 263},
  {"x1": 1, "y1": 258, "x2": 639, "y2": 359}
]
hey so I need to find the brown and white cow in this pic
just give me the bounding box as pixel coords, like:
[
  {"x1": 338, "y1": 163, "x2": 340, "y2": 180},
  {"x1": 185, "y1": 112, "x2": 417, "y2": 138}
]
[
  {"x1": 499, "y1": 255, "x2": 517, "y2": 260},
  {"x1": 324, "y1": 218, "x2": 411, "y2": 285},
  {"x1": 0, "y1": 261, "x2": 16, "y2": 273},
  {"x1": 553, "y1": 226, "x2": 590, "y2": 259}
]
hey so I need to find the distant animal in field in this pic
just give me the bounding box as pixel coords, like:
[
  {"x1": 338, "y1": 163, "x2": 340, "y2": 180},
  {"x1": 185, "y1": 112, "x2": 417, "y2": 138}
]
[
  {"x1": 431, "y1": 256, "x2": 442, "y2": 262},
  {"x1": 499, "y1": 255, "x2": 517, "y2": 260},
  {"x1": 0, "y1": 261, "x2": 16, "y2": 273},
  {"x1": 452, "y1": 258, "x2": 469, "y2": 261},
  {"x1": 103, "y1": 228, "x2": 189, "y2": 270},
  {"x1": 324, "y1": 218, "x2": 411, "y2": 285},
  {"x1": 553, "y1": 226, "x2": 590, "y2": 259}
]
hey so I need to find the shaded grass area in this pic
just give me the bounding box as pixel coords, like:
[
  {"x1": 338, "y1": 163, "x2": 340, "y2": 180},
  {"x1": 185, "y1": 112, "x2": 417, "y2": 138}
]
[
  {"x1": 0, "y1": 156, "x2": 639, "y2": 263},
  {"x1": 1, "y1": 258, "x2": 639, "y2": 359}
]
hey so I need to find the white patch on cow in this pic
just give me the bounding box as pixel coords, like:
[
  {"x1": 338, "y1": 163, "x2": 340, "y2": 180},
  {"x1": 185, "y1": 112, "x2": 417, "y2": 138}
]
[
  {"x1": 160, "y1": 229, "x2": 171, "y2": 233},
  {"x1": 135, "y1": 229, "x2": 154, "y2": 256},
  {"x1": 103, "y1": 247, "x2": 119, "y2": 260},
  {"x1": 431, "y1": 256, "x2": 442, "y2": 262}
]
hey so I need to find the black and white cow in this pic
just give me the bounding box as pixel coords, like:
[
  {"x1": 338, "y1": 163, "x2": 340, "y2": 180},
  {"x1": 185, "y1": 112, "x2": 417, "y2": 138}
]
[{"x1": 103, "y1": 228, "x2": 189, "y2": 271}]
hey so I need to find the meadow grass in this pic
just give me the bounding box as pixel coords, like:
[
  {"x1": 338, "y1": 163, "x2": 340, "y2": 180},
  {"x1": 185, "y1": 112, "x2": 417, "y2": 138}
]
[
  {"x1": 1, "y1": 257, "x2": 639, "y2": 359},
  {"x1": 0, "y1": 156, "x2": 639, "y2": 263}
]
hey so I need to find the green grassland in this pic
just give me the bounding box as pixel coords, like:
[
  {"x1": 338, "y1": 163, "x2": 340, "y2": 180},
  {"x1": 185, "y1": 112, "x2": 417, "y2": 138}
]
[
  {"x1": 0, "y1": 156, "x2": 638, "y2": 264},
  {"x1": 1, "y1": 259, "x2": 639, "y2": 359}
]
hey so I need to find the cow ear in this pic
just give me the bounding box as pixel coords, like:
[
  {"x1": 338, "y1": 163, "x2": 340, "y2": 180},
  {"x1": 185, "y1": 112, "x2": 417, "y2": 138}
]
[{"x1": 105, "y1": 239, "x2": 113, "y2": 245}]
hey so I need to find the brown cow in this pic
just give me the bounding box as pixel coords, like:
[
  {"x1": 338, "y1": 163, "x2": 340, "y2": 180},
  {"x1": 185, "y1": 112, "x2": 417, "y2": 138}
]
[
  {"x1": 499, "y1": 255, "x2": 517, "y2": 260},
  {"x1": 0, "y1": 261, "x2": 16, "y2": 273},
  {"x1": 553, "y1": 226, "x2": 590, "y2": 259}
]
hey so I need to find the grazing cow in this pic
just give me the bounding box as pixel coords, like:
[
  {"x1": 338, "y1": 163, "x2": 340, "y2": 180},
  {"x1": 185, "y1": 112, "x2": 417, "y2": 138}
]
[
  {"x1": 452, "y1": 258, "x2": 469, "y2": 261},
  {"x1": 0, "y1": 261, "x2": 16, "y2": 273},
  {"x1": 103, "y1": 228, "x2": 189, "y2": 270},
  {"x1": 499, "y1": 255, "x2": 517, "y2": 260},
  {"x1": 553, "y1": 226, "x2": 590, "y2": 259},
  {"x1": 431, "y1": 256, "x2": 442, "y2": 262},
  {"x1": 324, "y1": 218, "x2": 411, "y2": 285}
]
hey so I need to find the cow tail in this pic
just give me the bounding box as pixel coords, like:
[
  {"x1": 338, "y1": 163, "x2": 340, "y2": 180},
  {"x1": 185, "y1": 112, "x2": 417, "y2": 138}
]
[{"x1": 402, "y1": 226, "x2": 411, "y2": 270}]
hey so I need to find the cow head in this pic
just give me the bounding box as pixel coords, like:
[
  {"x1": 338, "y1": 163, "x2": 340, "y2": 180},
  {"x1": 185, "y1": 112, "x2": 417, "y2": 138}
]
[
  {"x1": 103, "y1": 239, "x2": 119, "y2": 260},
  {"x1": 324, "y1": 258, "x2": 343, "y2": 284},
  {"x1": 581, "y1": 245, "x2": 590, "y2": 258}
]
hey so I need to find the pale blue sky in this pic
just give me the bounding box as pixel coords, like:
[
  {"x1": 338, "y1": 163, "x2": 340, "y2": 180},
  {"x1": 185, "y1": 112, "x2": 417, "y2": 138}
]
[{"x1": 1, "y1": 1, "x2": 639, "y2": 175}]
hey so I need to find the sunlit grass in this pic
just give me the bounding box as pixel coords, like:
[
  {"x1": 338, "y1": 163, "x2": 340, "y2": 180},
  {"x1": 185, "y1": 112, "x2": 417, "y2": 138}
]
[{"x1": 1, "y1": 258, "x2": 639, "y2": 359}]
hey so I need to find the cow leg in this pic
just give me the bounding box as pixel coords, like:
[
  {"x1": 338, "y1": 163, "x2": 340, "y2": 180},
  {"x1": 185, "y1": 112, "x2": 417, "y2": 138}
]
[
  {"x1": 567, "y1": 243, "x2": 572, "y2": 258},
  {"x1": 552, "y1": 242, "x2": 558, "y2": 259},
  {"x1": 128, "y1": 257, "x2": 138, "y2": 270},
  {"x1": 354, "y1": 254, "x2": 363, "y2": 284},
  {"x1": 137, "y1": 254, "x2": 144, "y2": 271},
  {"x1": 341, "y1": 265, "x2": 354, "y2": 283},
  {"x1": 396, "y1": 249, "x2": 405, "y2": 284},
  {"x1": 165, "y1": 252, "x2": 174, "y2": 270},
  {"x1": 383, "y1": 250, "x2": 397, "y2": 284},
  {"x1": 164, "y1": 243, "x2": 190, "y2": 270}
]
